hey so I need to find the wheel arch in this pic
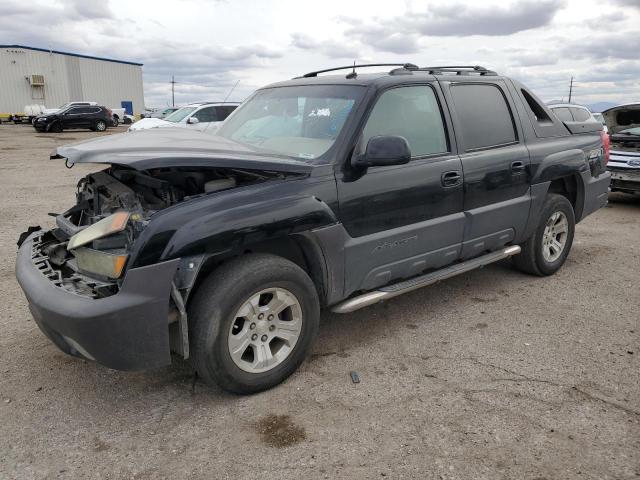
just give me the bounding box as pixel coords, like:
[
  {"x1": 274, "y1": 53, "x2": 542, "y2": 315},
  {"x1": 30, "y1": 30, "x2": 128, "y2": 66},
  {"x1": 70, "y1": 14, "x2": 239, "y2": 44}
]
[
  {"x1": 547, "y1": 173, "x2": 585, "y2": 221},
  {"x1": 187, "y1": 233, "x2": 331, "y2": 308}
]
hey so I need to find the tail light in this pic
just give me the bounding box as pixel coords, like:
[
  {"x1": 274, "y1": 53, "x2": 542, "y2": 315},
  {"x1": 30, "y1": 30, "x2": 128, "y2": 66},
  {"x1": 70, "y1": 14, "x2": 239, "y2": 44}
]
[
  {"x1": 600, "y1": 130, "x2": 610, "y2": 165},
  {"x1": 106, "y1": 108, "x2": 113, "y2": 117}
]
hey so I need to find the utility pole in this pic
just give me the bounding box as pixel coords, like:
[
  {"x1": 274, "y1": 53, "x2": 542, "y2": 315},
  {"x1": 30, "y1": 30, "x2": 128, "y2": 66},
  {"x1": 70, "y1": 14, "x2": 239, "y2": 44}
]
[
  {"x1": 568, "y1": 76, "x2": 574, "y2": 104},
  {"x1": 170, "y1": 76, "x2": 176, "y2": 107}
]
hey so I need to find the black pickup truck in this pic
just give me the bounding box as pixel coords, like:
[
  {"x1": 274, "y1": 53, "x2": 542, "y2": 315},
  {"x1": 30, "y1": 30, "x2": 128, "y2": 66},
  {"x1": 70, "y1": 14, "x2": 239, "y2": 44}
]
[{"x1": 16, "y1": 64, "x2": 611, "y2": 394}]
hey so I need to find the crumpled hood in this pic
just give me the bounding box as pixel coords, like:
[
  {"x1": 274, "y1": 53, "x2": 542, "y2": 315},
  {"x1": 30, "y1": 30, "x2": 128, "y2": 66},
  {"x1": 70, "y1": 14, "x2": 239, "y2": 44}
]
[
  {"x1": 602, "y1": 103, "x2": 640, "y2": 134},
  {"x1": 51, "y1": 127, "x2": 313, "y2": 174}
]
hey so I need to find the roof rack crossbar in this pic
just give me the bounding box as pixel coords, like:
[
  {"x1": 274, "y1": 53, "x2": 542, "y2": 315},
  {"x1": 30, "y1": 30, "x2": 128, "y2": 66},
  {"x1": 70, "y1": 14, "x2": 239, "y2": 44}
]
[
  {"x1": 298, "y1": 63, "x2": 419, "y2": 78},
  {"x1": 408, "y1": 65, "x2": 497, "y2": 76}
]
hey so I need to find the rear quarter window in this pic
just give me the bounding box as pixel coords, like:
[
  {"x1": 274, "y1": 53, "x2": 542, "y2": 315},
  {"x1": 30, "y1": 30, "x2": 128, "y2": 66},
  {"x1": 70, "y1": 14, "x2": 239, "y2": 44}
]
[
  {"x1": 570, "y1": 107, "x2": 591, "y2": 122},
  {"x1": 552, "y1": 107, "x2": 573, "y2": 122},
  {"x1": 450, "y1": 83, "x2": 517, "y2": 150}
]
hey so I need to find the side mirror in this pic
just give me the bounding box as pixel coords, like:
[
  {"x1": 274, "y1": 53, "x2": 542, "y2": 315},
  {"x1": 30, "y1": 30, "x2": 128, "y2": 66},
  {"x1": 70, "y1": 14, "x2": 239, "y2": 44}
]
[
  {"x1": 187, "y1": 116, "x2": 199, "y2": 124},
  {"x1": 354, "y1": 135, "x2": 411, "y2": 168}
]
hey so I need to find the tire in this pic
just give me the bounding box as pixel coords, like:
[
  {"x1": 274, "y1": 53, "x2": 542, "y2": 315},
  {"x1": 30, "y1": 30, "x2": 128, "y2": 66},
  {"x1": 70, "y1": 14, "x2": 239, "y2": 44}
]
[
  {"x1": 513, "y1": 193, "x2": 575, "y2": 276},
  {"x1": 49, "y1": 121, "x2": 62, "y2": 133},
  {"x1": 95, "y1": 120, "x2": 107, "y2": 132},
  {"x1": 112, "y1": 116, "x2": 119, "y2": 127},
  {"x1": 189, "y1": 254, "x2": 320, "y2": 394}
]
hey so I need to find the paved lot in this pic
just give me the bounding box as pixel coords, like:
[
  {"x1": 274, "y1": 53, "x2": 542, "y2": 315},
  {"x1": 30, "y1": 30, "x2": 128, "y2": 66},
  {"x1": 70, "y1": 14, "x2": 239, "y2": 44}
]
[{"x1": 0, "y1": 124, "x2": 638, "y2": 479}]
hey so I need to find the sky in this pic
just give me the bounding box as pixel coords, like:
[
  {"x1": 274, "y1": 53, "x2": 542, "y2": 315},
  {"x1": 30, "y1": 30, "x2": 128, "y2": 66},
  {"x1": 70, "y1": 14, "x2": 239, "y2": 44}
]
[{"x1": 2, "y1": 0, "x2": 639, "y2": 109}]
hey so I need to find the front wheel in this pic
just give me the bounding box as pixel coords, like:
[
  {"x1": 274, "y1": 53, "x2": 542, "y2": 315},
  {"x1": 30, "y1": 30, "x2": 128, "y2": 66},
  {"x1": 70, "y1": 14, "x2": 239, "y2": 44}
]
[
  {"x1": 513, "y1": 193, "x2": 575, "y2": 276},
  {"x1": 189, "y1": 254, "x2": 320, "y2": 394}
]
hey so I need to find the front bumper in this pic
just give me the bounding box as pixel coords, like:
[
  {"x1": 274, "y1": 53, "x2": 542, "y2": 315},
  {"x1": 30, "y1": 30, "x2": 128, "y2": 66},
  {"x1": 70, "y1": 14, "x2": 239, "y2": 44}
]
[
  {"x1": 15, "y1": 233, "x2": 179, "y2": 371},
  {"x1": 609, "y1": 168, "x2": 640, "y2": 193}
]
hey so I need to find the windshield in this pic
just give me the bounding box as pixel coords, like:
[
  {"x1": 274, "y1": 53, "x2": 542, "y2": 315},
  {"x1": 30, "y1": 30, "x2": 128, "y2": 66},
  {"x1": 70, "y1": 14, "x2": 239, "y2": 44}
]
[
  {"x1": 619, "y1": 127, "x2": 640, "y2": 136},
  {"x1": 164, "y1": 106, "x2": 197, "y2": 123},
  {"x1": 217, "y1": 85, "x2": 365, "y2": 160}
]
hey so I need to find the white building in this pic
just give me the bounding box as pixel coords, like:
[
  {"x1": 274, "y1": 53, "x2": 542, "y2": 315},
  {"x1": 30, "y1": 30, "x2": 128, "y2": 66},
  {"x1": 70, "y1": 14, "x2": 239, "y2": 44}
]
[{"x1": 0, "y1": 45, "x2": 145, "y2": 116}]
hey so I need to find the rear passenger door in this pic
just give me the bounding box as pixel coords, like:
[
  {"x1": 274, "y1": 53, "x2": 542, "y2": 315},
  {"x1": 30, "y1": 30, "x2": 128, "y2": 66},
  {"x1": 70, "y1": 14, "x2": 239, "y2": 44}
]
[
  {"x1": 337, "y1": 83, "x2": 465, "y2": 294},
  {"x1": 441, "y1": 80, "x2": 531, "y2": 259}
]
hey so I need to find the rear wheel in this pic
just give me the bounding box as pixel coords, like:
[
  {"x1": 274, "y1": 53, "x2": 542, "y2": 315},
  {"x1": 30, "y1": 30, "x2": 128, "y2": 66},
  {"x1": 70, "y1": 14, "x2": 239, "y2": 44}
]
[
  {"x1": 49, "y1": 121, "x2": 62, "y2": 133},
  {"x1": 189, "y1": 254, "x2": 320, "y2": 394},
  {"x1": 95, "y1": 120, "x2": 107, "y2": 132},
  {"x1": 112, "y1": 116, "x2": 119, "y2": 127},
  {"x1": 513, "y1": 193, "x2": 575, "y2": 276}
]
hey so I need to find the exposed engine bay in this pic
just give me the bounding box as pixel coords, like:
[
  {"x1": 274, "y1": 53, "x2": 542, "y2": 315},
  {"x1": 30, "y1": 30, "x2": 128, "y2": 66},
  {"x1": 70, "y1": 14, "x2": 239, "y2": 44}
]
[
  {"x1": 29, "y1": 165, "x2": 286, "y2": 298},
  {"x1": 72, "y1": 165, "x2": 281, "y2": 223}
]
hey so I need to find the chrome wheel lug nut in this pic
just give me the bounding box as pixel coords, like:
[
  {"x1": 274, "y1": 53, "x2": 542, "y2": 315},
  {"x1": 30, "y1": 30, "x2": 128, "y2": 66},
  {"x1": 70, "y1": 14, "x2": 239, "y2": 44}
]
[
  {"x1": 261, "y1": 335, "x2": 268, "y2": 342},
  {"x1": 269, "y1": 325, "x2": 275, "y2": 331},
  {"x1": 250, "y1": 323, "x2": 256, "y2": 329},
  {"x1": 258, "y1": 313, "x2": 264, "y2": 320},
  {"x1": 268, "y1": 314, "x2": 274, "y2": 321},
  {"x1": 251, "y1": 334, "x2": 258, "y2": 341}
]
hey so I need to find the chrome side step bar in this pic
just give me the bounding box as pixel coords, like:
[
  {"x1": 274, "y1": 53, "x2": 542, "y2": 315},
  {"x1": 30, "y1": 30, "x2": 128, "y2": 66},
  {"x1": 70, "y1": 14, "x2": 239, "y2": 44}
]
[{"x1": 331, "y1": 245, "x2": 521, "y2": 314}]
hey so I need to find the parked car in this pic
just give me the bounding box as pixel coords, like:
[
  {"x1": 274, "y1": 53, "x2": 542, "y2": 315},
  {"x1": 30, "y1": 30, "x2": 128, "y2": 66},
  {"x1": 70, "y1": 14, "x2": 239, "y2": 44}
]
[
  {"x1": 602, "y1": 103, "x2": 640, "y2": 194},
  {"x1": 145, "y1": 107, "x2": 180, "y2": 119},
  {"x1": 592, "y1": 112, "x2": 608, "y2": 133},
  {"x1": 33, "y1": 105, "x2": 114, "y2": 132},
  {"x1": 109, "y1": 108, "x2": 126, "y2": 127},
  {"x1": 42, "y1": 101, "x2": 98, "y2": 116},
  {"x1": 16, "y1": 64, "x2": 610, "y2": 394},
  {"x1": 128, "y1": 102, "x2": 239, "y2": 132},
  {"x1": 549, "y1": 103, "x2": 601, "y2": 126}
]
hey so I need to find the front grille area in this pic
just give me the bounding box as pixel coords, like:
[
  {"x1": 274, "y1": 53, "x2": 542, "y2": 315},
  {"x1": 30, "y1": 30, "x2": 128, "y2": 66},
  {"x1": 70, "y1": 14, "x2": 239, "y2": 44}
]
[{"x1": 30, "y1": 233, "x2": 116, "y2": 298}]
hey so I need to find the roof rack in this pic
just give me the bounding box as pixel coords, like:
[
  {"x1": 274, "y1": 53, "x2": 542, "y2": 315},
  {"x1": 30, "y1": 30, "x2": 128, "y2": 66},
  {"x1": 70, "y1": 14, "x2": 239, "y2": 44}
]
[
  {"x1": 297, "y1": 64, "x2": 497, "y2": 79},
  {"x1": 403, "y1": 65, "x2": 497, "y2": 76},
  {"x1": 297, "y1": 63, "x2": 419, "y2": 78}
]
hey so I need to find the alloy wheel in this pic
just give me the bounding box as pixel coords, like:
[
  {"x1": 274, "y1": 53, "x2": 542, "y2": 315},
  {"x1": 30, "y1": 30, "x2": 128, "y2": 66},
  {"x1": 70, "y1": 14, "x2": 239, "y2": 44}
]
[{"x1": 227, "y1": 288, "x2": 303, "y2": 373}]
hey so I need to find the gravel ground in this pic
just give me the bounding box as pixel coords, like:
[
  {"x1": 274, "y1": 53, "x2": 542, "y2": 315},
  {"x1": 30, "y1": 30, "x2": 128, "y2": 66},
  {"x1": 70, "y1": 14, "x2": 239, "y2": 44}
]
[{"x1": 0, "y1": 124, "x2": 638, "y2": 480}]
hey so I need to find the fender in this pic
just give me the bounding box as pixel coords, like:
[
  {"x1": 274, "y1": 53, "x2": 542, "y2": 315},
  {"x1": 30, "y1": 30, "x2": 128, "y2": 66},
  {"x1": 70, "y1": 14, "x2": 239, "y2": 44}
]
[{"x1": 128, "y1": 177, "x2": 339, "y2": 269}]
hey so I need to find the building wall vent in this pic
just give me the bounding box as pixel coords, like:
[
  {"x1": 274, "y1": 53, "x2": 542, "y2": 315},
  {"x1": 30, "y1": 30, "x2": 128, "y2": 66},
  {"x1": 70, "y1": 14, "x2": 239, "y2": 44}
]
[{"x1": 29, "y1": 74, "x2": 45, "y2": 86}]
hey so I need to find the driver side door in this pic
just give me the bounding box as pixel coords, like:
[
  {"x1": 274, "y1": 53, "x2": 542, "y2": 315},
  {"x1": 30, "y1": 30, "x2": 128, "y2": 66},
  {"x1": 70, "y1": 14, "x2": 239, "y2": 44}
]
[{"x1": 336, "y1": 83, "x2": 465, "y2": 296}]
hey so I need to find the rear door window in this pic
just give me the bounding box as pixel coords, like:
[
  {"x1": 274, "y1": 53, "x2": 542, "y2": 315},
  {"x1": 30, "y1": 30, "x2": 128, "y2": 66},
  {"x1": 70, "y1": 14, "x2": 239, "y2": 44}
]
[
  {"x1": 552, "y1": 107, "x2": 574, "y2": 122},
  {"x1": 362, "y1": 85, "x2": 448, "y2": 157},
  {"x1": 570, "y1": 107, "x2": 591, "y2": 122},
  {"x1": 193, "y1": 106, "x2": 217, "y2": 122},
  {"x1": 450, "y1": 84, "x2": 517, "y2": 150},
  {"x1": 215, "y1": 106, "x2": 237, "y2": 120}
]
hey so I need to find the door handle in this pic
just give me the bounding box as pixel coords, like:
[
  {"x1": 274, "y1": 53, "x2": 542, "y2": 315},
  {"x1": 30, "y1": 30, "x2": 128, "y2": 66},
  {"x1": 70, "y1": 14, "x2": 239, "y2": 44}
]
[
  {"x1": 511, "y1": 161, "x2": 526, "y2": 173},
  {"x1": 441, "y1": 170, "x2": 462, "y2": 187}
]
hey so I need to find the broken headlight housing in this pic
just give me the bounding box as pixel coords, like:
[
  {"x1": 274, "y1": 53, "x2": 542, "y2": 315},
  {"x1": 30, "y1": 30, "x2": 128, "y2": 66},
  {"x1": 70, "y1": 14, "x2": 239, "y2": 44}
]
[{"x1": 67, "y1": 212, "x2": 131, "y2": 279}]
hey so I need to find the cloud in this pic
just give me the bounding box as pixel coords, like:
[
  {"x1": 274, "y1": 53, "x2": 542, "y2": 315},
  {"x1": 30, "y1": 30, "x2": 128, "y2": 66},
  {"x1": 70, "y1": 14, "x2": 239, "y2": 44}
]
[
  {"x1": 408, "y1": 0, "x2": 565, "y2": 36},
  {"x1": 64, "y1": 0, "x2": 114, "y2": 20},
  {"x1": 585, "y1": 11, "x2": 627, "y2": 29},
  {"x1": 563, "y1": 31, "x2": 640, "y2": 60},
  {"x1": 290, "y1": 33, "x2": 361, "y2": 59},
  {"x1": 339, "y1": 0, "x2": 566, "y2": 40},
  {"x1": 510, "y1": 52, "x2": 559, "y2": 67},
  {"x1": 611, "y1": 0, "x2": 640, "y2": 8}
]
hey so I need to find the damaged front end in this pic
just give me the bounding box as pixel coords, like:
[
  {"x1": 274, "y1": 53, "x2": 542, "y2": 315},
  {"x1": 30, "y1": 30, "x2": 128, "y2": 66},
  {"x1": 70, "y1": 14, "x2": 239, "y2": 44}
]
[
  {"x1": 603, "y1": 104, "x2": 640, "y2": 194},
  {"x1": 26, "y1": 164, "x2": 279, "y2": 299},
  {"x1": 16, "y1": 128, "x2": 313, "y2": 370}
]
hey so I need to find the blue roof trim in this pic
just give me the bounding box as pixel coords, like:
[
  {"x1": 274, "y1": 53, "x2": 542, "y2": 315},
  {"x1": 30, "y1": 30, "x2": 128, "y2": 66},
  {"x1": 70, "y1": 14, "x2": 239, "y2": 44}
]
[{"x1": 0, "y1": 45, "x2": 143, "y2": 66}]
